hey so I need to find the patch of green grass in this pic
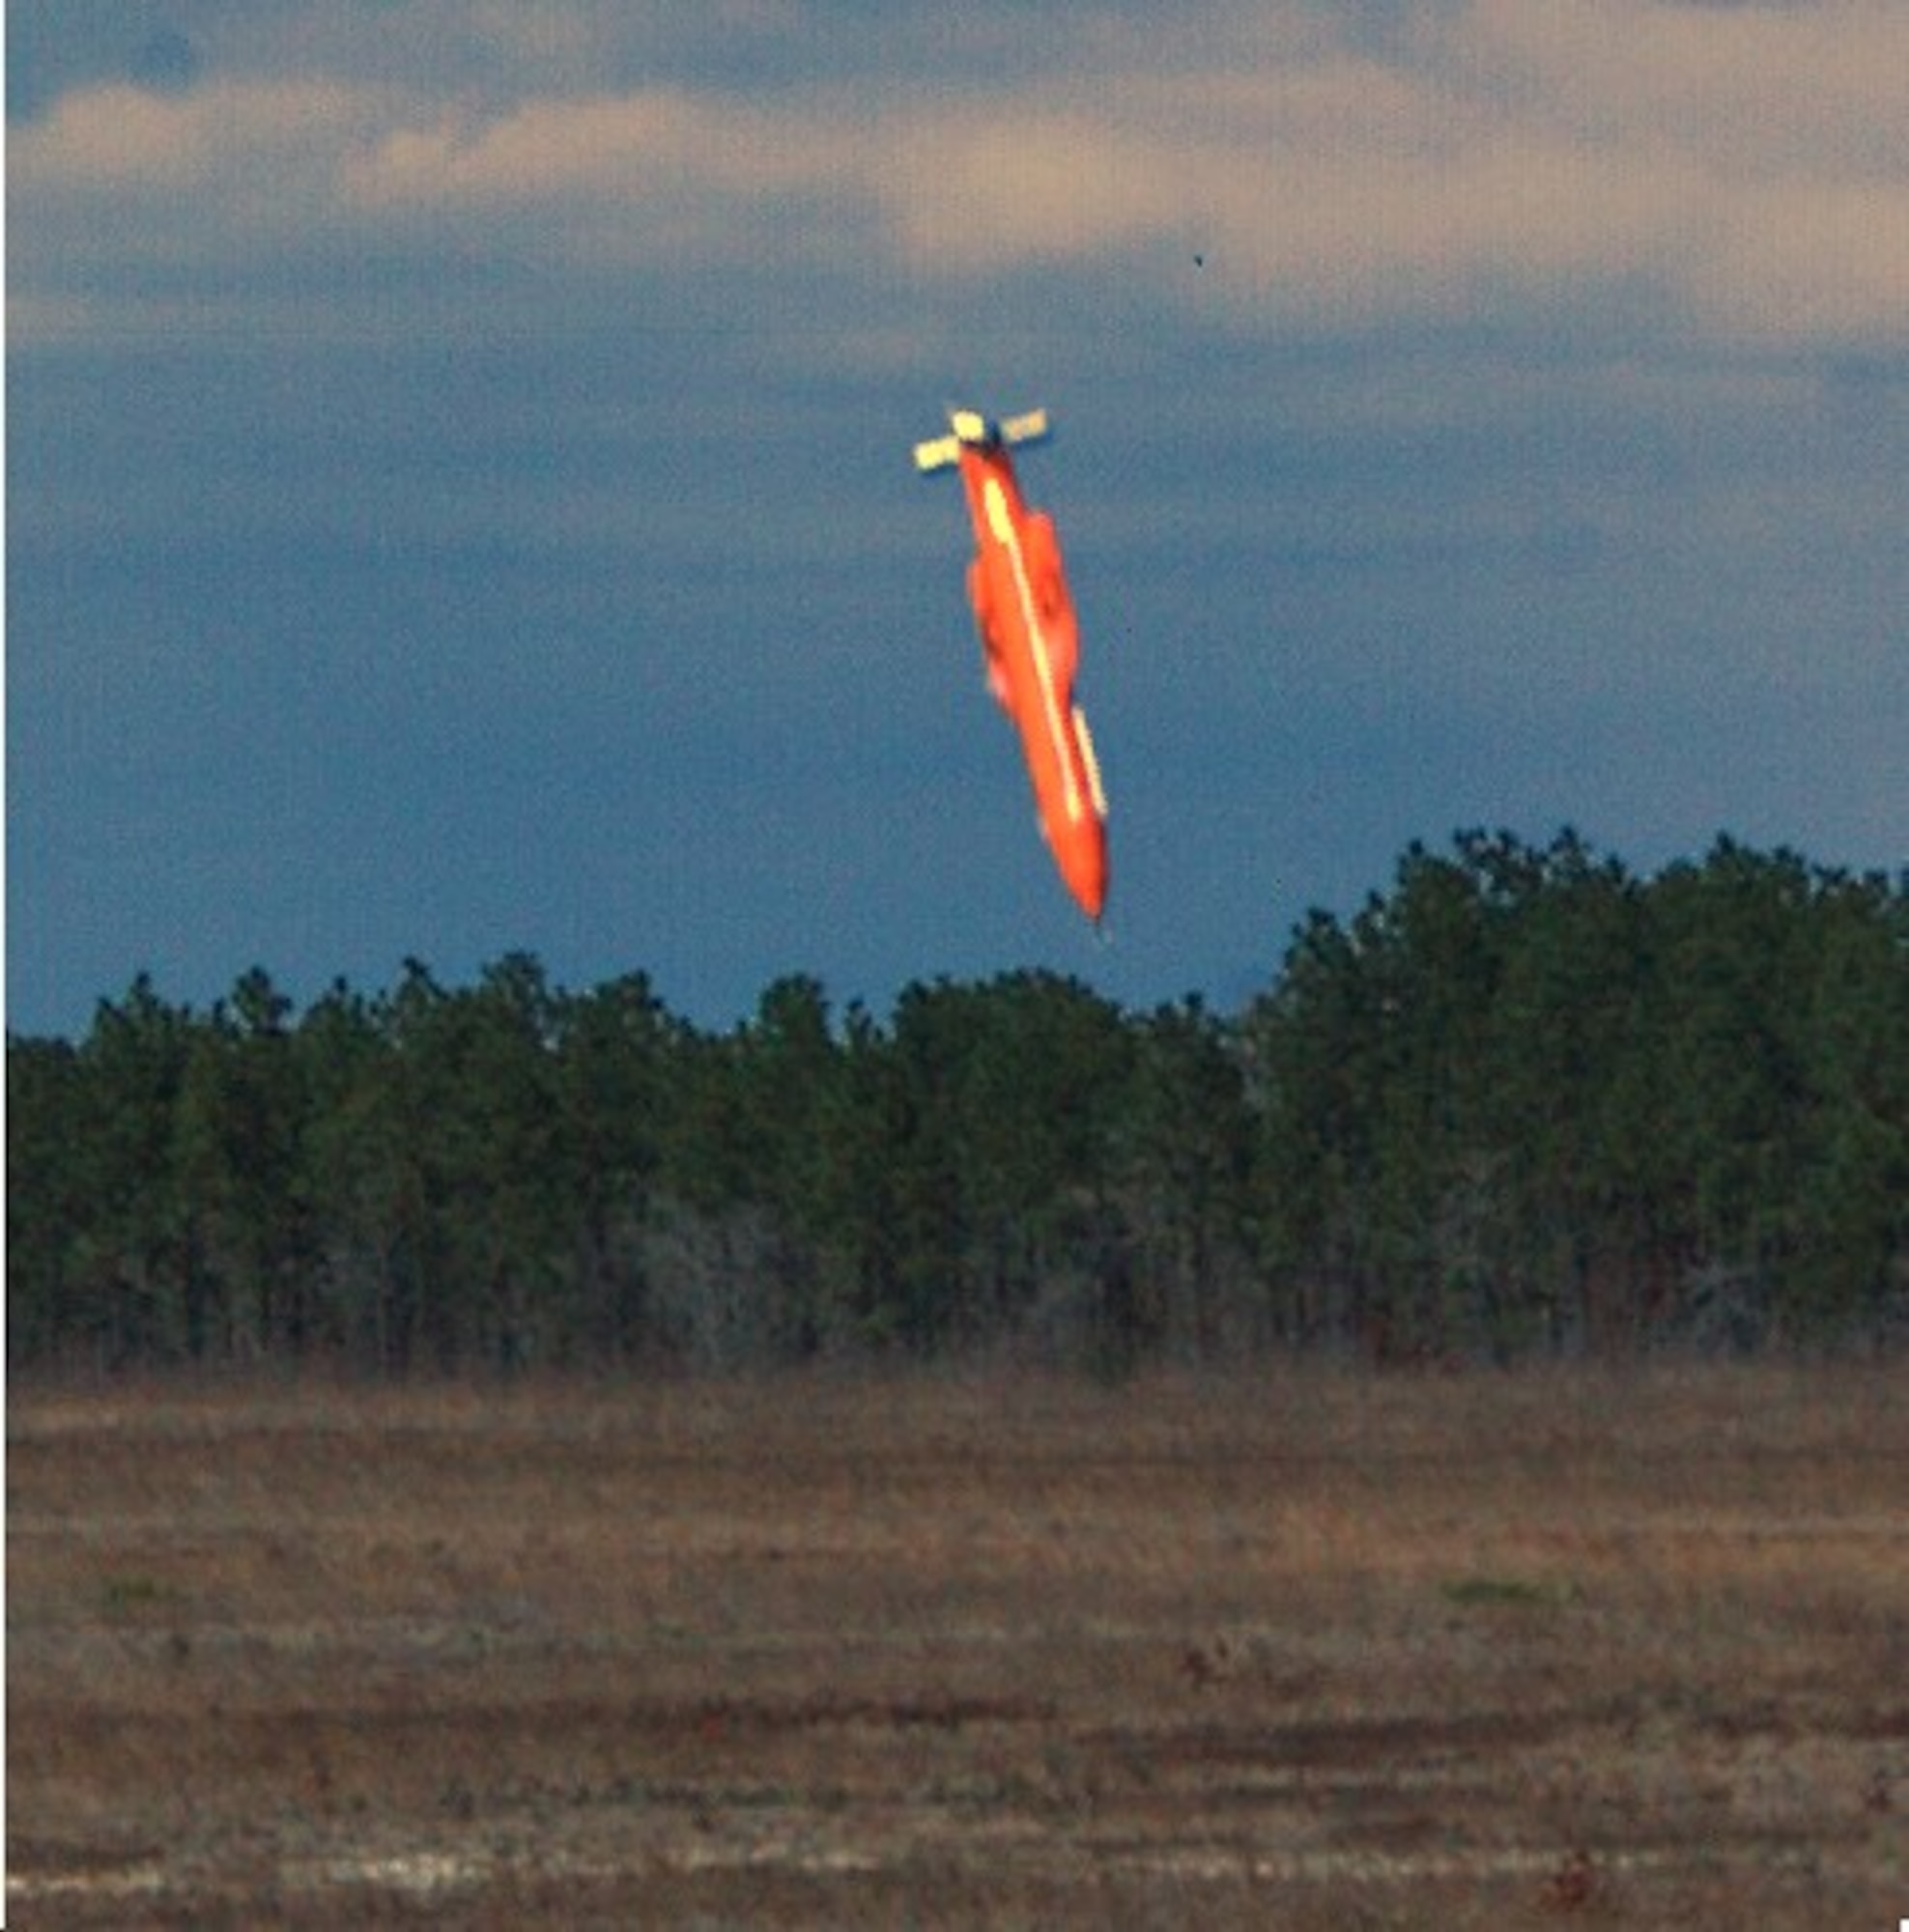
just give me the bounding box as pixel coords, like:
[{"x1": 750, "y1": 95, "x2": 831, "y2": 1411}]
[
  {"x1": 99, "y1": 1571, "x2": 172, "y2": 1615},
  {"x1": 1439, "y1": 1574, "x2": 1565, "y2": 1610}
]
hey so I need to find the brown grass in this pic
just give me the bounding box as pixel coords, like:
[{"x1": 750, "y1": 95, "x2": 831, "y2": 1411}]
[{"x1": 8, "y1": 1364, "x2": 1907, "y2": 1926}]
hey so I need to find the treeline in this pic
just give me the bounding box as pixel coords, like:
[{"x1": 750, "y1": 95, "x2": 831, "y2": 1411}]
[{"x1": 9, "y1": 831, "x2": 1906, "y2": 1375}]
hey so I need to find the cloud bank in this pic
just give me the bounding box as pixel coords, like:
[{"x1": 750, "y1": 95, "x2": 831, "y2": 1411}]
[{"x1": 14, "y1": 1, "x2": 1909, "y2": 352}]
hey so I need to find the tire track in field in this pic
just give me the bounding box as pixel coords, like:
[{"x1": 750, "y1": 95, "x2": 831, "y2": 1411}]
[{"x1": 5, "y1": 1817, "x2": 1868, "y2": 1913}]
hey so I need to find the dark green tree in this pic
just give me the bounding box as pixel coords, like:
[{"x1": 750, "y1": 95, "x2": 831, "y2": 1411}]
[
  {"x1": 173, "y1": 968, "x2": 310, "y2": 1361},
  {"x1": 293, "y1": 976, "x2": 403, "y2": 1363},
  {"x1": 1112, "y1": 994, "x2": 1255, "y2": 1362},
  {"x1": 552, "y1": 970, "x2": 673, "y2": 1364},
  {"x1": 69, "y1": 977, "x2": 198, "y2": 1364},
  {"x1": 7, "y1": 1034, "x2": 90, "y2": 1366}
]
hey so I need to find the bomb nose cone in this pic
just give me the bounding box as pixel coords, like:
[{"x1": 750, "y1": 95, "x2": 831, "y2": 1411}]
[{"x1": 1057, "y1": 826, "x2": 1108, "y2": 923}]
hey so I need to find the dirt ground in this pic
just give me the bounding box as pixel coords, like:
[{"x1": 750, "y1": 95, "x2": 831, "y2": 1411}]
[{"x1": 8, "y1": 1364, "x2": 1906, "y2": 1926}]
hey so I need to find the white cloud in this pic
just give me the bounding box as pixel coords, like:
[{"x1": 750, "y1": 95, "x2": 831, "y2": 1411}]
[
  {"x1": 13, "y1": 78, "x2": 393, "y2": 193},
  {"x1": 339, "y1": 88, "x2": 870, "y2": 222},
  {"x1": 11, "y1": 2, "x2": 1909, "y2": 351}
]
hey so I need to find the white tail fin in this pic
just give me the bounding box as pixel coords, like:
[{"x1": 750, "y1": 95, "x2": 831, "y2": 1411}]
[
  {"x1": 914, "y1": 434, "x2": 962, "y2": 474},
  {"x1": 915, "y1": 407, "x2": 1051, "y2": 473}
]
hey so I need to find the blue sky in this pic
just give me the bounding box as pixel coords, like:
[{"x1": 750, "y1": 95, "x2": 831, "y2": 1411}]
[{"x1": 9, "y1": 1, "x2": 1906, "y2": 1037}]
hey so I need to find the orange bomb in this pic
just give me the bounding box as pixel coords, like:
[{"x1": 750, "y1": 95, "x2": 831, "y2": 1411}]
[{"x1": 915, "y1": 408, "x2": 1108, "y2": 923}]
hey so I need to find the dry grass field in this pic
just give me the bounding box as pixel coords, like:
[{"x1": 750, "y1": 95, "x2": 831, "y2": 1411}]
[{"x1": 8, "y1": 1364, "x2": 1907, "y2": 1926}]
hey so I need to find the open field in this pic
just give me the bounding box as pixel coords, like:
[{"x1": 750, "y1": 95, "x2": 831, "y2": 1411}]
[{"x1": 8, "y1": 1365, "x2": 1907, "y2": 1926}]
